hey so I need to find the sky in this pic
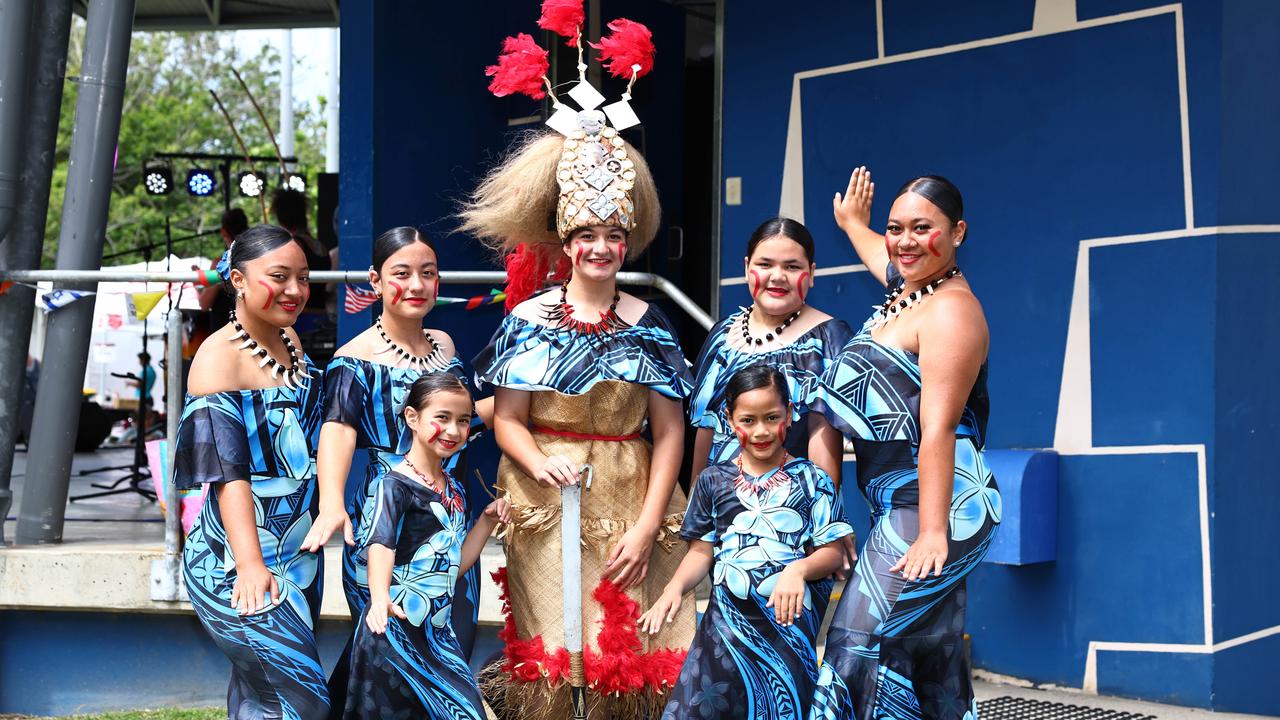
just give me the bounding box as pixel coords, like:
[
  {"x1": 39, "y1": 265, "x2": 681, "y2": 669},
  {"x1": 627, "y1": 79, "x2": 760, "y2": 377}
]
[{"x1": 233, "y1": 28, "x2": 338, "y2": 113}]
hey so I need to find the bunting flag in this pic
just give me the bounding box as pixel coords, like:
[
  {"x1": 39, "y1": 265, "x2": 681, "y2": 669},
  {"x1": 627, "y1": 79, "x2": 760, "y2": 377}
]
[
  {"x1": 40, "y1": 289, "x2": 94, "y2": 313},
  {"x1": 343, "y1": 283, "x2": 380, "y2": 314},
  {"x1": 469, "y1": 289, "x2": 507, "y2": 309},
  {"x1": 126, "y1": 291, "x2": 167, "y2": 320},
  {"x1": 0, "y1": 281, "x2": 13, "y2": 297}
]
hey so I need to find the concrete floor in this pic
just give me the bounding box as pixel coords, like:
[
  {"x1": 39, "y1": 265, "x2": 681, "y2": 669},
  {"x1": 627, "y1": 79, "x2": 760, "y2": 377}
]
[{"x1": 4, "y1": 447, "x2": 164, "y2": 546}]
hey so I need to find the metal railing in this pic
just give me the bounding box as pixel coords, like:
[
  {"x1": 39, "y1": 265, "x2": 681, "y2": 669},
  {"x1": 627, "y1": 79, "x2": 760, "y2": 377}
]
[{"x1": 0, "y1": 267, "x2": 714, "y2": 600}]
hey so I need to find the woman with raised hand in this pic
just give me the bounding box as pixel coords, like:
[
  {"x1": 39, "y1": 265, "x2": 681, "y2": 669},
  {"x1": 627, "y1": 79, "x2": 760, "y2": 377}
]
[
  {"x1": 176, "y1": 225, "x2": 328, "y2": 719},
  {"x1": 810, "y1": 168, "x2": 1001, "y2": 720}
]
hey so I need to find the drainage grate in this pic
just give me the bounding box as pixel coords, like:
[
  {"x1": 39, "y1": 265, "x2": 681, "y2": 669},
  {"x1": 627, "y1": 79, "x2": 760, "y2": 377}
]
[{"x1": 979, "y1": 696, "x2": 1159, "y2": 720}]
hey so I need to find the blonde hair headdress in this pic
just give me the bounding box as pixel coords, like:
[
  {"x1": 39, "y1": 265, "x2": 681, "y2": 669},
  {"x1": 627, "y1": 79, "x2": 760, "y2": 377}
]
[{"x1": 458, "y1": 0, "x2": 660, "y2": 310}]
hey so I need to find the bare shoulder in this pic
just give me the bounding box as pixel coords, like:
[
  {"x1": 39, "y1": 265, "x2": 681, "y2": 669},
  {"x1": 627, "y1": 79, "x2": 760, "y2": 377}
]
[
  {"x1": 927, "y1": 285, "x2": 987, "y2": 327},
  {"x1": 616, "y1": 291, "x2": 650, "y2": 325},
  {"x1": 427, "y1": 328, "x2": 459, "y2": 360},
  {"x1": 920, "y1": 287, "x2": 988, "y2": 356},
  {"x1": 510, "y1": 290, "x2": 557, "y2": 322},
  {"x1": 333, "y1": 326, "x2": 379, "y2": 361},
  {"x1": 187, "y1": 326, "x2": 243, "y2": 396}
]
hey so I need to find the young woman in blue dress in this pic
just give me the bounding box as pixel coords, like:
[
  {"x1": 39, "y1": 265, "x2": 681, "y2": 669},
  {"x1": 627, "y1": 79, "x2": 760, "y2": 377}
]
[
  {"x1": 810, "y1": 168, "x2": 1001, "y2": 720},
  {"x1": 176, "y1": 225, "x2": 329, "y2": 719}
]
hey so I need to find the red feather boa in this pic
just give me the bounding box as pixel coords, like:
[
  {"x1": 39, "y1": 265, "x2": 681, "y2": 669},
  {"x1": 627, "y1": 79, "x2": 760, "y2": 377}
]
[
  {"x1": 485, "y1": 33, "x2": 549, "y2": 100},
  {"x1": 490, "y1": 567, "x2": 685, "y2": 695},
  {"x1": 590, "y1": 18, "x2": 655, "y2": 79}
]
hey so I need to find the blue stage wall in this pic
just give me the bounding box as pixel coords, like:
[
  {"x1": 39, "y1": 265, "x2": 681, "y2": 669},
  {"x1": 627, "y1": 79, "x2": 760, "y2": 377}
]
[{"x1": 723, "y1": 0, "x2": 1279, "y2": 713}]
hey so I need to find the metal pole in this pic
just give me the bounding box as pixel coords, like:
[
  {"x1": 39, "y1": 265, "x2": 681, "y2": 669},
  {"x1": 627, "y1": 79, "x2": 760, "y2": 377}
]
[
  {"x1": 0, "y1": 269, "x2": 718, "y2": 330},
  {"x1": 325, "y1": 28, "x2": 339, "y2": 173},
  {"x1": 150, "y1": 308, "x2": 183, "y2": 600},
  {"x1": 15, "y1": 0, "x2": 136, "y2": 545},
  {"x1": 280, "y1": 29, "x2": 295, "y2": 160},
  {"x1": 0, "y1": 0, "x2": 36, "y2": 243},
  {"x1": 0, "y1": 0, "x2": 73, "y2": 544}
]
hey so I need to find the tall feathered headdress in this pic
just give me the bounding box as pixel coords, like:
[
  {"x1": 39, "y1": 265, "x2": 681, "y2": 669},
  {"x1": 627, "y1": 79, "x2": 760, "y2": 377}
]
[{"x1": 459, "y1": 0, "x2": 660, "y2": 310}]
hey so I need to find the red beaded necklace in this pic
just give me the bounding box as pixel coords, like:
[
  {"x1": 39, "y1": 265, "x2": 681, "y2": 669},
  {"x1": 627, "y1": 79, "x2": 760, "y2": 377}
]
[
  {"x1": 403, "y1": 458, "x2": 463, "y2": 514},
  {"x1": 734, "y1": 451, "x2": 792, "y2": 495}
]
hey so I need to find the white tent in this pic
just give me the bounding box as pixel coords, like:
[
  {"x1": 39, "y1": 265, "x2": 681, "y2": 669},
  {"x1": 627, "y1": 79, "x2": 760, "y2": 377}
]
[{"x1": 30, "y1": 255, "x2": 213, "y2": 408}]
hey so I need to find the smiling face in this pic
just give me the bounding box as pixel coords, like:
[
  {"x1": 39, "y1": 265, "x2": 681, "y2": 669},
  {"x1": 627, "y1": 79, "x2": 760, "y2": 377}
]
[
  {"x1": 726, "y1": 386, "x2": 792, "y2": 465},
  {"x1": 744, "y1": 235, "x2": 814, "y2": 316},
  {"x1": 229, "y1": 240, "x2": 310, "y2": 327},
  {"x1": 372, "y1": 241, "x2": 439, "y2": 320},
  {"x1": 564, "y1": 225, "x2": 628, "y2": 282},
  {"x1": 404, "y1": 388, "x2": 473, "y2": 460},
  {"x1": 885, "y1": 191, "x2": 966, "y2": 284}
]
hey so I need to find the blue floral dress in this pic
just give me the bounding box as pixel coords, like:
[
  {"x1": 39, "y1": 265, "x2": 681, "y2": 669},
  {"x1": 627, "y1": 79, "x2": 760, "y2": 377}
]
[
  {"x1": 176, "y1": 376, "x2": 328, "y2": 720},
  {"x1": 320, "y1": 356, "x2": 480, "y2": 654},
  {"x1": 664, "y1": 458, "x2": 852, "y2": 720},
  {"x1": 689, "y1": 314, "x2": 852, "y2": 466},
  {"x1": 342, "y1": 467, "x2": 486, "y2": 720},
  {"x1": 809, "y1": 290, "x2": 1002, "y2": 720}
]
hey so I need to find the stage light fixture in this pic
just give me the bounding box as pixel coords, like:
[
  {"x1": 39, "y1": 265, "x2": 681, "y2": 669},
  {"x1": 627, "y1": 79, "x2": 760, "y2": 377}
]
[
  {"x1": 284, "y1": 172, "x2": 307, "y2": 193},
  {"x1": 143, "y1": 162, "x2": 173, "y2": 195},
  {"x1": 238, "y1": 171, "x2": 266, "y2": 198},
  {"x1": 186, "y1": 168, "x2": 216, "y2": 197}
]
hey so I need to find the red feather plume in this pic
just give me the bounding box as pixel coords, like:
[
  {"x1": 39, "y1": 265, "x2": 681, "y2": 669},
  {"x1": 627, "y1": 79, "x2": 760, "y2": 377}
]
[
  {"x1": 485, "y1": 33, "x2": 549, "y2": 100},
  {"x1": 590, "y1": 18, "x2": 655, "y2": 79},
  {"x1": 537, "y1": 0, "x2": 585, "y2": 47},
  {"x1": 502, "y1": 243, "x2": 551, "y2": 312}
]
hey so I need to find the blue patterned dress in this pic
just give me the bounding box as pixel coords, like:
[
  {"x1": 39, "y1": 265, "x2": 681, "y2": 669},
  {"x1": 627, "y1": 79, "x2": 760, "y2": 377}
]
[
  {"x1": 320, "y1": 356, "x2": 480, "y2": 658},
  {"x1": 809, "y1": 295, "x2": 1002, "y2": 720},
  {"x1": 342, "y1": 468, "x2": 486, "y2": 719},
  {"x1": 663, "y1": 458, "x2": 853, "y2": 720},
  {"x1": 689, "y1": 314, "x2": 852, "y2": 466},
  {"x1": 176, "y1": 375, "x2": 328, "y2": 720}
]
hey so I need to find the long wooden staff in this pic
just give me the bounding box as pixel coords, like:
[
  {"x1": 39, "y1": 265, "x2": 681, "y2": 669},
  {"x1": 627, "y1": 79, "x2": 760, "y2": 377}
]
[{"x1": 208, "y1": 89, "x2": 267, "y2": 222}]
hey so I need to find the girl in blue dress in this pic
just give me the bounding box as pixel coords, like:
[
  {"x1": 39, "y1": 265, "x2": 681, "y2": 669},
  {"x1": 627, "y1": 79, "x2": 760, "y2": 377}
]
[
  {"x1": 810, "y1": 169, "x2": 1001, "y2": 720},
  {"x1": 343, "y1": 372, "x2": 509, "y2": 720},
  {"x1": 687, "y1": 217, "x2": 855, "y2": 611},
  {"x1": 177, "y1": 225, "x2": 329, "y2": 719},
  {"x1": 641, "y1": 365, "x2": 853, "y2": 720},
  {"x1": 688, "y1": 217, "x2": 851, "y2": 481},
  {"x1": 300, "y1": 228, "x2": 488, "y2": 711}
]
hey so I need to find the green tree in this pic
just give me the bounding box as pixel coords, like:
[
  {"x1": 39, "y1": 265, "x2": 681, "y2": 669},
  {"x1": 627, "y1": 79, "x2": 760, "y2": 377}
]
[{"x1": 43, "y1": 22, "x2": 328, "y2": 267}]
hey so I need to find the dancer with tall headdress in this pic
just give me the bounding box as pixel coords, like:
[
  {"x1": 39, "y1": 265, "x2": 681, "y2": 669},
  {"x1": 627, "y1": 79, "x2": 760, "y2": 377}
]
[{"x1": 462, "y1": 3, "x2": 694, "y2": 716}]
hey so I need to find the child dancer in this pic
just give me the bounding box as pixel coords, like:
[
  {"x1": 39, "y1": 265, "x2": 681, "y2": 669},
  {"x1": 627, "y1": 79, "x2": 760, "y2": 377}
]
[
  {"x1": 343, "y1": 372, "x2": 509, "y2": 720},
  {"x1": 640, "y1": 365, "x2": 854, "y2": 720}
]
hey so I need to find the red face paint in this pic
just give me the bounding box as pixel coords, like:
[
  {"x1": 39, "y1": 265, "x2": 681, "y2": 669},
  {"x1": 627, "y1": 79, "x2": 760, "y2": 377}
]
[
  {"x1": 615, "y1": 240, "x2": 627, "y2": 264},
  {"x1": 388, "y1": 281, "x2": 404, "y2": 305},
  {"x1": 256, "y1": 280, "x2": 275, "y2": 311},
  {"x1": 776, "y1": 421, "x2": 788, "y2": 446},
  {"x1": 927, "y1": 230, "x2": 942, "y2": 257},
  {"x1": 796, "y1": 271, "x2": 810, "y2": 304},
  {"x1": 426, "y1": 421, "x2": 442, "y2": 444},
  {"x1": 574, "y1": 246, "x2": 585, "y2": 267},
  {"x1": 748, "y1": 269, "x2": 764, "y2": 300}
]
